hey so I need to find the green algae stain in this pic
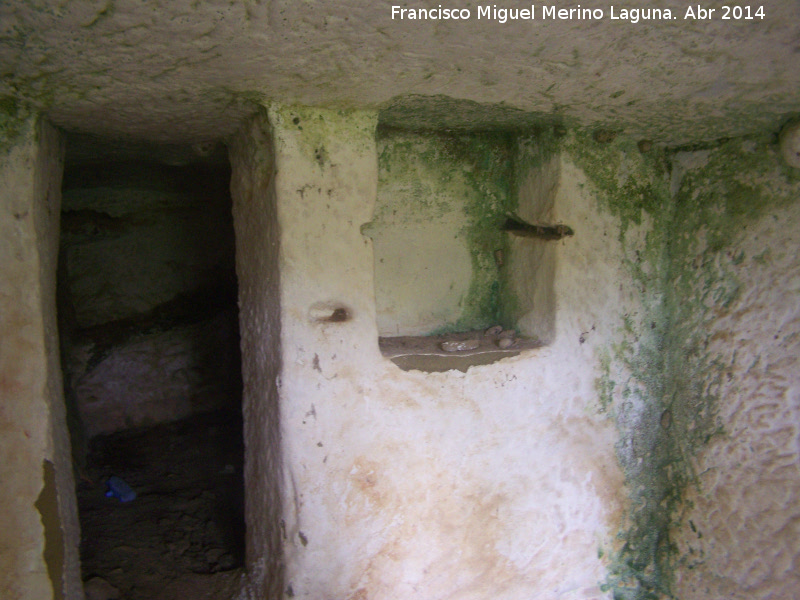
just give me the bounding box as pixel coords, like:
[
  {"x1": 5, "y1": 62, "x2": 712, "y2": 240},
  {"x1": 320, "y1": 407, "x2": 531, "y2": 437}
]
[
  {"x1": 378, "y1": 94, "x2": 570, "y2": 133},
  {"x1": 567, "y1": 131, "x2": 694, "y2": 598},
  {"x1": 0, "y1": 95, "x2": 34, "y2": 156},
  {"x1": 566, "y1": 130, "x2": 671, "y2": 239},
  {"x1": 370, "y1": 124, "x2": 566, "y2": 336},
  {"x1": 372, "y1": 128, "x2": 518, "y2": 334},
  {"x1": 273, "y1": 104, "x2": 377, "y2": 163},
  {"x1": 441, "y1": 131, "x2": 517, "y2": 330},
  {"x1": 577, "y1": 132, "x2": 799, "y2": 599}
]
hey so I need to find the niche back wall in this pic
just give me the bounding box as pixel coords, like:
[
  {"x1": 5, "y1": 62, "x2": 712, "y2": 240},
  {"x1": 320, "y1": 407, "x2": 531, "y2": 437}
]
[{"x1": 58, "y1": 155, "x2": 241, "y2": 438}]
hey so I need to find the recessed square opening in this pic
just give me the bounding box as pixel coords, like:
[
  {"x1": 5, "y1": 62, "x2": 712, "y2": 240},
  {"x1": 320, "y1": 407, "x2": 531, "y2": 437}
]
[
  {"x1": 57, "y1": 135, "x2": 246, "y2": 598},
  {"x1": 365, "y1": 128, "x2": 563, "y2": 372}
]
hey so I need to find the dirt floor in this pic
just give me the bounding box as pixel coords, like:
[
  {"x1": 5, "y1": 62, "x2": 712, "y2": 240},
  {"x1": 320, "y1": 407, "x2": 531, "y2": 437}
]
[{"x1": 76, "y1": 409, "x2": 246, "y2": 600}]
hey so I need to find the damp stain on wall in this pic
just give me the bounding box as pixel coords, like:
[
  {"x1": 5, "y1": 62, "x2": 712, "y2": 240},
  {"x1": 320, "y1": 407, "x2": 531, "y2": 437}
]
[
  {"x1": 569, "y1": 130, "x2": 799, "y2": 598},
  {"x1": 34, "y1": 460, "x2": 65, "y2": 600},
  {"x1": 370, "y1": 128, "x2": 521, "y2": 336}
]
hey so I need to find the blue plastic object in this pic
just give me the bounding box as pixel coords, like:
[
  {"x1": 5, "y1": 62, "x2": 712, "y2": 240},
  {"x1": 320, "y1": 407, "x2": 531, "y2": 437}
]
[{"x1": 105, "y1": 476, "x2": 136, "y2": 502}]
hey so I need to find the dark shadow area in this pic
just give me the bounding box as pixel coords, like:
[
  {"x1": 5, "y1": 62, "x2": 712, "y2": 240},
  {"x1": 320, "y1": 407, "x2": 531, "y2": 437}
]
[
  {"x1": 56, "y1": 137, "x2": 245, "y2": 599},
  {"x1": 76, "y1": 410, "x2": 244, "y2": 599}
]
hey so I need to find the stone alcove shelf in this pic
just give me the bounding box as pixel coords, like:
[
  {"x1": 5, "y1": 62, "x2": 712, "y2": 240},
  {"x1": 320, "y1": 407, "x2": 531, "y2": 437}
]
[
  {"x1": 380, "y1": 329, "x2": 544, "y2": 373},
  {"x1": 380, "y1": 214, "x2": 574, "y2": 373}
]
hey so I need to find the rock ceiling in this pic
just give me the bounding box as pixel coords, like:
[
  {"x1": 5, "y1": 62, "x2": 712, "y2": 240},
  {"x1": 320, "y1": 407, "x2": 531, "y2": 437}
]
[{"x1": 1, "y1": 0, "x2": 799, "y2": 145}]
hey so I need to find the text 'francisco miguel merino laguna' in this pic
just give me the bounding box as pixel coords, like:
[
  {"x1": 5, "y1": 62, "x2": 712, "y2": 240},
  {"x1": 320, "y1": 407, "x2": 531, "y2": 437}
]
[{"x1": 391, "y1": 5, "x2": 766, "y2": 23}]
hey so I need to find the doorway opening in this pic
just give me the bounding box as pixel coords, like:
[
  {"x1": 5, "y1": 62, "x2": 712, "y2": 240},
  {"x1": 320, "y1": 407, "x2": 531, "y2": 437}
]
[{"x1": 57, "y1": 135, "x2": 245, "y2": 599}]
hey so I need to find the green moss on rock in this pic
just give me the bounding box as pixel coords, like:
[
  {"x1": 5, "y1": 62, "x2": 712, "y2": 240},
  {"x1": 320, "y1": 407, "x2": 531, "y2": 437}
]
[
  {"x1": 577, "y1": 132, "x2": 799, "y2": 599},
  {"x1": 273, "y1": 104, "x2": 377, "y2": 161},
  {"x1": 378, "y1": 94, "x2": 570, "y2": 133},
  {"x1": 374, "y1": 128, "x2": 517, "y2": 333},
  {"x1": 0, "y1": 95, "x2": 34, "y2": 155}
]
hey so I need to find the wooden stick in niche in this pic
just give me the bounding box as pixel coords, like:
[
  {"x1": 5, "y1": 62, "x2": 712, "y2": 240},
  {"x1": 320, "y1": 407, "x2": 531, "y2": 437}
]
[{"x1": 502, "y1": 215, "x2": 574, "y2": 241}]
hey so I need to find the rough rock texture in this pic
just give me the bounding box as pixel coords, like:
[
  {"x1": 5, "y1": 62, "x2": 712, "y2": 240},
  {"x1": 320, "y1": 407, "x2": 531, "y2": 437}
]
[
  {"x1": 76, "y1": 410, "x2": 245, "y2": 600},
  {"x1": 570, "y1": 132, "x2": 800, "y2": 599},
  {"x1": 65, "y1": 312, "x2": 240, "y2": 438},
  {"x1": 228, "y1": 110, "x2": 284, "y2": 600},
  {"x1": 779, "y1": 120, "x2": 800, "y2": 168},
  {"x1": 268, "y1": 106, "x2": 629, "y2": 600},
  {"x1": 1, "y1": 1, "x2": 799, "y2": 144},
  {"x1": 669, "y1": 146, "x2": 800, "y2": 599},
  {"x1": 2, "y1": 101, "x2": 799, "y2": 600},
  {"x1": 57, "y1": 158, "x2": 240, "y2": 437},
  {"x1": 59, "y1": 162, "x2": 235, "y2": 327},
  {"x1": 0, "y1": 119, "x2": 83, "y2": 600}
]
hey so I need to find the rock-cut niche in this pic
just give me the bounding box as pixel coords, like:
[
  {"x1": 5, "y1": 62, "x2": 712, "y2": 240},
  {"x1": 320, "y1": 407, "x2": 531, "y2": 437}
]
[
  {"x1": 56, "y1": 136, "x2": 245, "y2": 599},
  {"x1": 365, "y1": 127, "x2": 564, "y2": 372}
]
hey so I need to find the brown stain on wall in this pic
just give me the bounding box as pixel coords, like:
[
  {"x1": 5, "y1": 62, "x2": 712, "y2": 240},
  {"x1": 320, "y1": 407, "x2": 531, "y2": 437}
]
[
  {"x1": 34, "y1": 459, "x2": 65, "y2": 600},
  {"x1": 347, "y1": 457, "x2": 385, "y2": 516},
  {"x1": 358, "y1": 494, "x2": 521, "y2": 599},
  {"x1": 337, "y1": 375, "x2": 626, "y2": 598},
  {"x1": 347, "y1": 587, "x2": 369, "y2": 600},
  {"x1": 345, "y1": 450, "x2": 530, "y2": 598}
]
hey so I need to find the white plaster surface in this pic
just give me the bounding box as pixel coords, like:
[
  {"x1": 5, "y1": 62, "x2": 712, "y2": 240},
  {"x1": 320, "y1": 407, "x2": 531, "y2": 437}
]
[
  {"x1": 673, "y1": 182, "x2": 800, "y2": 599},
  {"x1": 35, "y1": 120, "x2": 84, "y2": 600},
  {"x1": 0, "y1": 119, "x2": 83, "y2": 600},
  {"x1": 371, "y1": 222, "x2": 472, "y2": 336},
  {"x1": 268, "y1": 106, "x2": 632, "y2": 599},
  {"x1": 10, "y1": 101, "x2": 798, "y2": 600}
]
